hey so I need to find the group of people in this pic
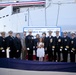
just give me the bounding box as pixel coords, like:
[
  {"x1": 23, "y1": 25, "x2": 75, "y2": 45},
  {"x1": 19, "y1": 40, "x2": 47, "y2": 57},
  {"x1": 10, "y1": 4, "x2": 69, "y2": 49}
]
[
  {"x1": 0, "y1": 30, "x2": 76, "y2": 62},
  {"x1": 25, "y1": 30, "x2": 76, "y2": 62},
  {"x1": 0, "y1": 31, "x2": 22, "y2": 59}
]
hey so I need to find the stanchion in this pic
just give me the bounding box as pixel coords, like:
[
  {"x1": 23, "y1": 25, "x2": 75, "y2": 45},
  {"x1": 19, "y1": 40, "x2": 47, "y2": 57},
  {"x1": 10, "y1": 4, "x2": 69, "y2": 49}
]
[{"x1": 6, "y1": 47, "x2": 10, "y2": 58}]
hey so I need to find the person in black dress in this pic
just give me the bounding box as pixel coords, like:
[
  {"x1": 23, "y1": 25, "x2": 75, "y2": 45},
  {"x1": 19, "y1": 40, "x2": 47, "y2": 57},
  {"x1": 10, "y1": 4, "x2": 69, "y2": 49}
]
[
  {"x1": 34, "y1": 34, "x2": 40, "y2": 60},
  {"x1": 42, "y1": 32, "x2": 48, "y2": 61},
  {"x1": 14, "y1": 33, "x2": 22, "y2": 59}
]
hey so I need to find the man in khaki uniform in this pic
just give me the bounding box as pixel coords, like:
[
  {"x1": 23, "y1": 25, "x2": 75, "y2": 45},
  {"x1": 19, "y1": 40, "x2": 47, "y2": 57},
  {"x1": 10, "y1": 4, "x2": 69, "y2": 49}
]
[{"x1": 21, "y1": 31, "x2": 27, "y2": 60}]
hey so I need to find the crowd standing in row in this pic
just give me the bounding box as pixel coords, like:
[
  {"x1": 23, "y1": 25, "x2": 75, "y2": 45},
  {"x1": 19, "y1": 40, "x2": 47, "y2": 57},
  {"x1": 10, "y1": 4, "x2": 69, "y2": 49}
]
[{"x1": 0, "y1": 30, "x2": 76, "y2": 62}]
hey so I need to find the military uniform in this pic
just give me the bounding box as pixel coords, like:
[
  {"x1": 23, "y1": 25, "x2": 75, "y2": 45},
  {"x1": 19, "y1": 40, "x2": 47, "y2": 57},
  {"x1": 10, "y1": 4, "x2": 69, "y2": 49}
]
[
  {"x1": 54, "y1": 36, "x2": 63, "y2": 62},
  {"x1": 47, "y1": 36, "x2": 55, "y2": 61},
  {"x1": 70, "y1": 37, "x2": 76, "y2": 62},
  {"x1": 6, "y1": 36, "x2": 15, "y2": 58},
  {"x1": 25, "y1": 35, "x2": 34, "y2": 60},
  {"x1": 63, "y1": 36, "x2": 70, "y2": 62},
  {"x1": 14, "y1": 37, "x2": 22, "y2": 58},
  {"x1": 0, "y1": 36, "x2": 6, "y2": 58}
]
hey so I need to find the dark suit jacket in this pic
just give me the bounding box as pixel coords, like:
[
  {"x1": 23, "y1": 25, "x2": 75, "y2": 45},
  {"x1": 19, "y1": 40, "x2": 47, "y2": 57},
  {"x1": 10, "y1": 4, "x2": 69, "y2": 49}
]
[
  {"x1": 47, "y1": 36, "x2": 55, "y2": 50},
  {"x1": 6, "y1": 36, "x2": 15, "y2": 51},
  {"x1": 14, "y1": 37, "x2": 22, "y2": 51},
  {"x1": 63, "y1": 36, "x2": 70, "y2": 51},
  {"x1": 70, "y1": 37, "x2": 76, "y2": 52},
  {"x1": 0, "y1": 36, "x2": 6, "y2": 50},
  {"x1": 25, "y1": 35, "x2": 34, "y2": 50},
  {"x1": 54, "y1": 36, "x2": 63, "y2": 51}
]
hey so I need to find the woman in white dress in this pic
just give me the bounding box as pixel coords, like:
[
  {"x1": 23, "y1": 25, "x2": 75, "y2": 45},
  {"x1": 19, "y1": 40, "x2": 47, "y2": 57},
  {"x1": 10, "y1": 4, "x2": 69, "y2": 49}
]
[{"x1": 37, "y1": 38, "x2": 45, "y2": 61}]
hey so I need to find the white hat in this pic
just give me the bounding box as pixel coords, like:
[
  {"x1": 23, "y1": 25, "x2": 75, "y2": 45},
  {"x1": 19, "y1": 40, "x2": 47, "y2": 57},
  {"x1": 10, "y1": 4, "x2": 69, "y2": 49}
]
[
  {"x1": 48, "y1": 31, "x2": 52, "y2": 33},
  {"x1": 63, "y1": 31, "x2": 67, "y2": 34},
  {"x1": 28, "y1": 29, "x2": 32, "y2": 33},
  {"x1": 71, "y1": 31, "x2": 75, "y2": 34}
]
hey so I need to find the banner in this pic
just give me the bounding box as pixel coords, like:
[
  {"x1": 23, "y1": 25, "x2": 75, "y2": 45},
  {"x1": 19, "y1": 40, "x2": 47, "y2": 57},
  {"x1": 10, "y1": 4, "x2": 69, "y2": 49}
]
[
  {"x1": 0, "y1": 58, "x2": 76, "y2": 73},
  {"x1": 23, "y1": 27, "x2": 61, "y2": 37}
]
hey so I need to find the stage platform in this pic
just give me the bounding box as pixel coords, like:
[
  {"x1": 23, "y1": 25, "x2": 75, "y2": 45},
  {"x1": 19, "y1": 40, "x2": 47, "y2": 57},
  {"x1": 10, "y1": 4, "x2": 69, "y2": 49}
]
[{"x1": 0, "y1": 58, "x2": 76, "y2": 73}]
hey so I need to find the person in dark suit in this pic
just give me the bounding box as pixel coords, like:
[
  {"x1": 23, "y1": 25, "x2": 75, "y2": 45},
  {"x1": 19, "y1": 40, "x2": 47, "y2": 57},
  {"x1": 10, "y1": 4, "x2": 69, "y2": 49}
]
[
  {"x1": 42, "y1": 32, "x2": 48, "y2": 61},
  {"x1": 0, "y1": 32, "x2": 6, "y2": 58},
  {"x1": 25, "y1": 30, "x2": 34, "y2": 60},
  {"x1": 6, "y1": 31, "x2": 15, "y2": 58},
  {"x1": 14, "y1": 33, "x2": 22, "y2": 59},
  {"x1": 54, "y1": 31, "x2": 63, "y2": 62},
  {"x1": 62, "y1": 31, "x2": 70, "y2": 62},
  {"x1": 47, "y1": 31, "x2": 55, "y2": 61},
  {"x1": 70, "y1": 32, "x2": 76, "y2": 62},
  {"x1": 34, "y1": 34, "x2": 40, "y2": 60}
]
